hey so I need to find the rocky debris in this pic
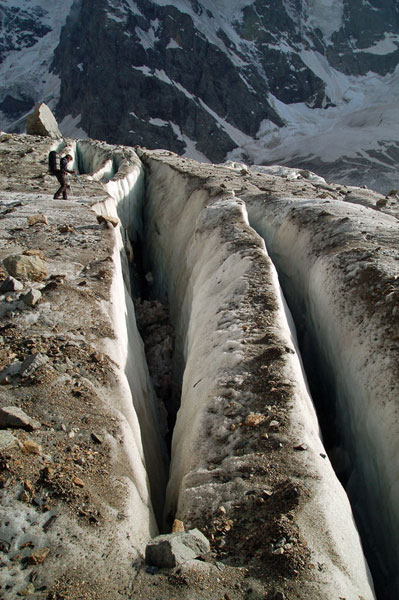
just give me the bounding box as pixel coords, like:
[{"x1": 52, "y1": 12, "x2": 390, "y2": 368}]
[
  {"x1": 27, "y1": 214, "x2": 48, "y2": 226},
  {"x1": 22, "y1": 288, "x2": 42, "y2": 306},
  {"x1": 0, "y1": 276, "x2": 24, "y2": 292},
  {"x1": 0, "y1": 352, "x2": 48, "y2": 383},
  {"x1": 3, "y1": 253, "x2": 47, "y2": 282},
  {"x1": 26, "y1": 103, "x2": 61, "y2": 139},
  {"x1": 0, "y1": 406, "x2": 40, "y2": 431},
  {"x1": 145, "y1": 529, "x2": 210, "y2": 568},
  {"x1": 96, "y1": 214, "x2": 119, "y2": 228}
]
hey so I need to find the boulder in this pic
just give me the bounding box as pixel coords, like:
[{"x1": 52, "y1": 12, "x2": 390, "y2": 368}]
[
  {"x1": 145, "y1": 529, "x2": 210, "y2": 568},
  {"x1": 3, "y1": 254, "x2": 47, "y2": 282},
  {"x1": 26, "y1": 103, "x2": 62, "y2": 139},
  {"x1": 0, "y1": 406, "x2": 40, "y2": 431}
]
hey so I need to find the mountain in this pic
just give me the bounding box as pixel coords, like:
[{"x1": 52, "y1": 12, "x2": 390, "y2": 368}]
[{"x1": 1, "y1": 0, "x2": 399, "y2": 191}]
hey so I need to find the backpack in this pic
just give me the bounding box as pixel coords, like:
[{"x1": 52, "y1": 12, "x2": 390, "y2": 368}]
[{"x1": 48, "y1": 150, "x2": 60, "y2": 175}]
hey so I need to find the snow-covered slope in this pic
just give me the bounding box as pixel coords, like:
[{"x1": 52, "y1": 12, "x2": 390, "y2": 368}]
[{"x1": 1, "y1": 0, "x2": 399, "y2": 191}]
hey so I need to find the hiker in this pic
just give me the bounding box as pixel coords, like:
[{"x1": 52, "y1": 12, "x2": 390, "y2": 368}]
[{"x1": 53, "y1": 154, "x2": 76, "y2": 199}]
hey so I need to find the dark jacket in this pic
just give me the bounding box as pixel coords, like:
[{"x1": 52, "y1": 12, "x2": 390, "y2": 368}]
[{"x1": 60, "y1": 157, "x2": 74, "y2": 174}]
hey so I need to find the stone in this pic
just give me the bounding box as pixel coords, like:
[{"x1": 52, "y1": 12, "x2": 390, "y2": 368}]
[
  {"x1": 22, "y1": 288, "x2": 42, "y2": 306},
  {"x1": 294, "y1": 443, "x2": 308, "y2": 451},
  {"x1": 0, "y1": 360, "x2": 23, "y2": 383},
  {"x1": 22, "y1": 439, "x2": 42, "y2": 455},
  {"x1": 58, "y1": 224, "x2": 75, "y2": 233},
  {"x1": 26, "y1": 103, "x2": 62, "y2": 138},
  {"x1": 23, "y1": 249, "x2": 46, "y2": 260},
  {"x1": 20, "y1": 352, "x2": 48, "y2": 376},
  {"x1": 91, "y1": 432, "x2": 103, "y2": 444},
  {"x1": 3, "y1": 254, "x2": 47, "y2": 282},
  {"x1": 0, "y1": 406, "x2": 40, "y2": 431},
  {"x1": 28, "y1": 547, "x2": 50, "y2": 565},
  {"x1": 145, "y1": 529, "x2": 210, "y2": 568},
  {"x1": 96, "y1": 214, "x2": 119, "y2": 228},
  {"x1": 172, "y1": 519, "x2": 185, "y2": 533},
  {"x1": 17, "y1": 583, "x2": 35, "y2": 596},
  {"x1": 0, "y1": 276, "x2": 24, "y2": 293},
  {"x1": 28, "y1": 214, "x2": 48, "y2": 227},
  {"x1": 0, "y1": 430, "x2": 17, "y2": 451},
  {"x1": 245, "y1": 413, "x2": 266, "y2": 427},
  {"x1": 72, "y1": 476, "x2": 85, "y2": 487}
]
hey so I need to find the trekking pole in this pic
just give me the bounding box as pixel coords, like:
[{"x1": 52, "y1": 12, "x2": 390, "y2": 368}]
[
  {"x1": 67, "y1": 174, "x2": 74, "y2": 196},
  {"x1": 74, "y1": 173, "x2": 88, "y2": 198}
]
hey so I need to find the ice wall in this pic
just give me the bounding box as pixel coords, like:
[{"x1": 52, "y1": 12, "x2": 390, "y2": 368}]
[
  {"x1": 139, "y1": 151, "x2": 375, "y2": 599},
  {"x1": 246, "y1": 196, "x2": 399, "y2": 598},
  {"x1": 79, "y1": 139, "x2": 168, "y2": 526}
]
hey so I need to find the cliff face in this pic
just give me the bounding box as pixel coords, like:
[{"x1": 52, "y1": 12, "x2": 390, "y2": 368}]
[{"x1": 1, "y1": 0, "x2": 399, "y2": 188}]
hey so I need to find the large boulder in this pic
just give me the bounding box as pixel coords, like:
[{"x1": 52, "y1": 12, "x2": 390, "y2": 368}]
[
  {"x1": 145, "y1": 529, "x2": 210, "y2": 568},
  {"x1": 26, "y1": 103, "x2": 61, "y2": 139}
]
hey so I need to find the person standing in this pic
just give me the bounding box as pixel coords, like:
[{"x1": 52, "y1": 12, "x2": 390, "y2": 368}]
[{"x1": 53, "y1": 154, "x2": 76, "y2": 199}]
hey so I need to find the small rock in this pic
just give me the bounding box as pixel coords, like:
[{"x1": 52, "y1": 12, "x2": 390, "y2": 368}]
[
  {"x1": 269, "y1": 420, "x2": 280, "y2": 428},
  {"x1": 0, "y1": 406, "x2": 40, "y2": 431},
  {"x1": 91, "y1": 432, "x2": 103, "y2": 444},
  {"x1": 22, "y1": 439, "x2": 42, "y2": 455},
  {"x1": 20, "y1": 352, "x2": 48, "y2": 377},
  {"x1": 3, "y1": 254, "x2": 47, "y2": 282},
  {"x1": 72, "y1": 476, "x2": 85, "y2": 487},
  {"x1": 23, "y1": 288, "x2": 42, "y2": 306},
  {"x1": 0, "y1": 276, "x2": 24, "y2": 293},
  {"x1": 17, "y1": 583, "x2": 35, "y2": 596},
  {"x1": 294, "y1": 443, "x2": 308, "y2": 451},
  {"x1": 0, "y1": 430, "x2": 17, "y2": 450},
  {"x1": 145, "y1": 529, "x2": 210, "y2": 568},
  {"x1": 274, "y1": 592, "x2": 285, "y2": 600},
  {"x1": 19, "y1": 490, "x2": 30, "y2": 503},
  {"x1": 23, "y1": 249, "x2": 46, "y2": 260},
  {"x1": 28, "y1": 547, "x2": 50, "y2": 565},
  {"x1": 218, "y1": 506, "x2": 227, "y2": 515},
  {"x1": 172, "y1": 519, "x2": 185, "y2": 533},
  {"x1": 58, "y1": 224, "x2": 75, "y2": 233},
  {"x1": 96, "y1": 214, "x2": 119, "y2": 228},
  {"x1": 245, "y1": 413, "x2": 266, "y2": 428},
  {"x1": 28, "y1": 214, "x2": 48, "y2": 227}
]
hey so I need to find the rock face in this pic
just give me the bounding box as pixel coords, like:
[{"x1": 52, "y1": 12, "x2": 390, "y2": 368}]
[{"x1": 26, "y1": 103, "x2": 62, "y2": 139}]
